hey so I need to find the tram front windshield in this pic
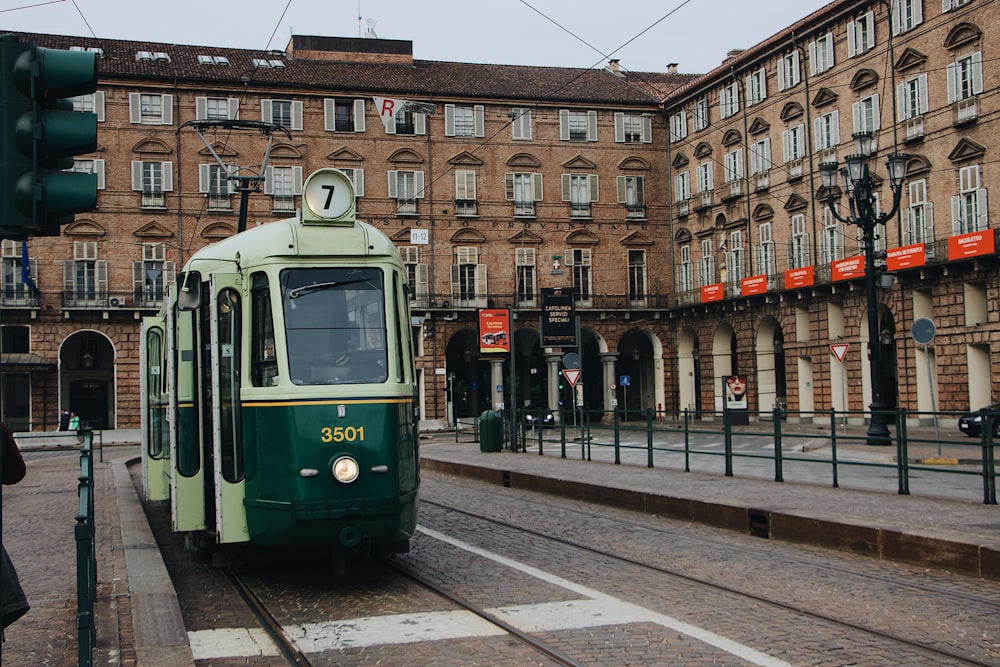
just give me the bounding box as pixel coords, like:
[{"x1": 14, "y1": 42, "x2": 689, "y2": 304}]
[{"x1": 281, "y1": 267, "x2": 388, "y2": 385}]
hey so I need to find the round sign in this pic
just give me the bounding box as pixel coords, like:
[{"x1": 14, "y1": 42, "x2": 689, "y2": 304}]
[
  {"x1": 911, "y1": 317, "x2": 936, "y2": 346},
  {"x1": 562, "y1": 352, "x2": 581, "y2": 369},
  {"x1": 302, "y1": 168, "x2": 355, "y2": 221}
]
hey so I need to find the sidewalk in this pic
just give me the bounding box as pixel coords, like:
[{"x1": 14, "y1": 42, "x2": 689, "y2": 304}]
[{"x1": 1, "y1": 442, "x2": 192, "y2": 667}]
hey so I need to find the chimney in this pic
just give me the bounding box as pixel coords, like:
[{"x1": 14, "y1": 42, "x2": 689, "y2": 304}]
[
  {"x1": 666, "y1": 63, "x2": 678, "y2": 74},
  {"x1": 608, "y1": 59, "x2": 620, "y2": 72},
  {"x1": 723, "y1": 48, "x2": 745, "y2": 64}
]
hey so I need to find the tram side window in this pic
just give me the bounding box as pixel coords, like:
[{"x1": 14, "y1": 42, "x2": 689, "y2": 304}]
[
  {"x1": 218, "y1": 287, "x2": 243, "y2": 483},
  {"x1": 250, "y1": 273, "x2": 278, "y2": 387},
  {"x1": 145, "y1": 328, "x2": 167, "y2": 459}
]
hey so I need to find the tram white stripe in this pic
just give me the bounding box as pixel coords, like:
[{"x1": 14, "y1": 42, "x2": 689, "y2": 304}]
[
  {"x1": 419, "y1": 526, "x2": 792, "y2": 667},
  {"x1": 187, "y1": 628, "x2": 280, "y2": 659}
]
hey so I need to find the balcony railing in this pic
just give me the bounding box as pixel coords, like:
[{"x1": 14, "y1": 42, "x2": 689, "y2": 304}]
[
  {"x1": 955, "y1": 97, "x2": 978, "y2": 125},
  {"x1": 905, "y1": 116, "x2": 925, "y2": 141},
  {"x1": 625, "y1": 203, "x2": 646, "y2": 220}
]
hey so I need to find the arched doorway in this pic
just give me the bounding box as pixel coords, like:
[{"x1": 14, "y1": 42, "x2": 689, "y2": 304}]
[
  {"x1": 677, "y1": 328, "x2": 701, "y2": 417},
  {"x1": 755, "y1": 317, "x2": 787, "y2": 416},
  {"x1": 711, "y1": 323, "x2": 736, "y2": 415},
  {"x1": 60, "y1": 330, "x2": 115, "y2": 429},
  {"x1": 445, "y1": 330, "x2": 489, "y2": 420}
]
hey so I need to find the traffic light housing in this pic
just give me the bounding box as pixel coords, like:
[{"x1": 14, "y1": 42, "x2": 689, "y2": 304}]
[{"x1": 1, "y1": 34, "x2": 98, "y2": 239}]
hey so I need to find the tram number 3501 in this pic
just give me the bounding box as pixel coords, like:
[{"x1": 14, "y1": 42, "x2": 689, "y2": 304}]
[{"x1": 321, "y1": 426, "x2": 366, "y2": 443}]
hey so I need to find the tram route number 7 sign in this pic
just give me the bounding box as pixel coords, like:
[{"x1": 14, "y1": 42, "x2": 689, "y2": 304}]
[{"x1": 830, "y1": 343, "x2": 849, "y2": 364}]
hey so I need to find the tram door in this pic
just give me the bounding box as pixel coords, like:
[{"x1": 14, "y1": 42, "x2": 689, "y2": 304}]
[
  {"x1": 141, "y1": 316, "x2": 170, "y2": 501},
  {"x1": 171, "y1": 304, "x2": 206, "y2": 533},
  {"x1": 208, "y1": 274, "x2": 248, "y2": 544}
]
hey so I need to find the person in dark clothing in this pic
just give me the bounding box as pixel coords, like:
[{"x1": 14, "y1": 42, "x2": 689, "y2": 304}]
[
  {"x1": 58, "y1": 409, "x2": 70, "y2": 431},
  {"x1": 1, "y1": 424, "x2": 30, "y2": 634}
]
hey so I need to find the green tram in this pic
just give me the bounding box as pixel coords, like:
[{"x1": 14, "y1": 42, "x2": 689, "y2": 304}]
[{"x1": 141, "y1": 169, "x2": 418, "y2": 559}]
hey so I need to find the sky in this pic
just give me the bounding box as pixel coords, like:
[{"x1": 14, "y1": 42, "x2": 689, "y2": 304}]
[{"x1": 1, "y1": 0, "x2": 833, "y2": 75}]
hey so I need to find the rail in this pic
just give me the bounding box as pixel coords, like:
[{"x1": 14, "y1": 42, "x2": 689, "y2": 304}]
[
  {"x1": 75, "y1": 429, "x2": 97, "y2": 666},
  {"x1": 506, "y1": 406, "x2": 997, "y2": 505}
]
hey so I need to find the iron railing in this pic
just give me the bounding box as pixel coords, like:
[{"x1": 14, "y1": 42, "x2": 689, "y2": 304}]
[{"x1": 75, "y1": 429, "x2": 97, "y2": 667}]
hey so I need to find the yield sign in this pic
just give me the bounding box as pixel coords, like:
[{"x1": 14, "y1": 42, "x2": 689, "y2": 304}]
[
  {"x1": 562, "y1": 368, "x2": 581, "y2": 387},
  {"x1": 830, "y1": 343, "x2": 849, "y2": 363}
]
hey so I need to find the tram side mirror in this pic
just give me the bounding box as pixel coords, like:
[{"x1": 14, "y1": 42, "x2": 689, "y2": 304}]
[{"x1": 176, "y1": 271, "x2": 202, "y2": 311}]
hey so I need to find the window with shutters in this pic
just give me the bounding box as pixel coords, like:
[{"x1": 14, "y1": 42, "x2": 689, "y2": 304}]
[
  {"x1": 567, "y1": 249, "x2": 592, "y2": 305},
  {"x1": 388, "y1": 170, "x2": 425, "y2": 215},
  {"x1": 726, "y1": 231, "x2": 745, "y2": 285},
  {"x1": 129, "y1": 93, "x2": 172, "y2": 124},
  {"x1": 1, "y1": 240, "x2": 37, "y2": 306},
  {"x1": 692, "y1": 97, "x2": 709, "y2": 131},
  {"x1": 505, "y1": 172, "x2": 542, "y2": 217},
  {"x1": 745, "y1": 68, "x2": 767, "y2": 107},
  {"x1": 261, "y1": 99, "x2": 303, "y2": 131},
  {"x1": 510, "y1": 108, "x2": 532, "y2": 140},
  {"x1": 942, "y1": 0, "x2": 971, "y2": 10},
  {"x1": 197, "y1": 96, "x2": 238, "y2": 121},
  {"x1": 696, "y1": 163, "x2": 714, "y2": 193},
  {"x1": 132, "y1": 161, "x2": 173, "y2": 208},
  {"x1": 750, "y1": 138, "x2": 772, "y2": 177},
  {"x1": 724, "y1": 149, "x2": 743, "y2": 183},
  {"x1": 445, "y1": 104, "x2": 484, "y2": 138},
  {"x1": 904, "y1": 179, "x2": 934, "y2": 249},
  {"x1": 264, "y1": 166, "x2": 303, "y2": 212},
  {"x1": 628, "y1": 250, "x2": 646, "y2": 305},
  {"x1": 789, "y1": 214, "x2": 811, "y2": 269},
  {"x1": 560, "y1": 109, "x2": 597, "y2": 141},
  {"x1": 515, "y1": 248, "x2": 536, "y2": 307},
  {"x1": 897, "y1": 74, "x2": 928, "y2": 140},
  {"x1": 65, "y1": 241, "x2": 107, "y2": 307},
  {"x1": 698, "y1": 239, "x2": 715, "y2": 287},
  {"x1": 782, "y1": 124, "x2": 806, "y2": 178},
  {"x1": 72, "y1": 92, "x2": 105, "y2": 120},
  {"x1": 617, "y1": 112, "x2": 651, "y2": 143},
  {"x1": 337, "y1": 168, "x2": 365, "y2": 198},
  {"x1": 324, "y1": 98, "x2": 365, "y2": 132},
  {"x1": 451, "y1": 247, "x2": 486, "y2": 308},
  {"x1": 133, "y1": 243, "x2": 176, "y2": 307},
  {"x1": 758, "y1": 223, "x2": 776, "y2": 276},
  {"x1": 454, "y1": 170, "x2": 477, "y2": 216},
  {"x1": 390, "y1": 108, "x2": 426, "y2": 135},
  {"x1": 777, "y1": 51, "x2": 800, "y2": 91},
  {"x1": 668, "y1": 111, "x2": 686, "y2": 143},
  {"x1": 952, "y1": 165, "x2": 988, "y2": 234},
  {"x1": 401, "y1": 246, "x2": 429, "y2": 307},
  {"x1": 891, "y1": 0, "x2": 923, "y2": 34},
  {"x1": 847, "y1": 11, "x2": 876, "y2": 57},
  {"x1": 617, "y1": 175, "x2": 645, "y2": 220},
  {"x1": 674, "y1": 172, "x2": 691, "y2": 202},
  {"x1": 199, "y1": 164, "x2": 233, "y2": 210},
  {"x1": 852, "y1": 94, "x2": 881, "y2": 134},
  {"x1": 808, "y1": 32, "x2": 835, "y2": 75},
  {"x1": 677, "y1": 245, "x2": 693, "y2": 293},
  {"x1": 720, "y1": 81, "x2": 740, "y2": 119},
  {"x1": 820, "y1": 210, "x2": 844, "y2": 264},
  {"x1": 562, "y1": 174, "x2": 598, "y2": 219},
  {"x1": 814, "y1": 111, "x2": 840, "y2": 151}
]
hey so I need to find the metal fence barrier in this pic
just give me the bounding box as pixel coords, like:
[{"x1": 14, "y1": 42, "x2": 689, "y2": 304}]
[
  {"x1": 75, "y1": 429, "x2": 97, "y2": 666},
  {"x1": 504, "y1": 406, "x2": 997, "y2": 505}
]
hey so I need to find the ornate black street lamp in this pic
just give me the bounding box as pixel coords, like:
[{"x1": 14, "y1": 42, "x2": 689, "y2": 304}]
[{"x1": 819, "y1": 132, "x2": 909, "y2": 445}]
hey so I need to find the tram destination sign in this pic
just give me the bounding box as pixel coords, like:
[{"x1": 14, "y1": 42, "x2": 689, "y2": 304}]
[{"x1": 541, "y1": 287, "x2": 576, "y2": 348}]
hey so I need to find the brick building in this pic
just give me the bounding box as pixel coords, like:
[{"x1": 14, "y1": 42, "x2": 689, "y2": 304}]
[{"x1": 1, "y1": 0, "x2": 996, "y2": 433}]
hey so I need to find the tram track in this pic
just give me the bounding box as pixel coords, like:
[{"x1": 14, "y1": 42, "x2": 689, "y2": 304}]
[{"x1": 421, "y1": 496, "x2": 997, "y2": 666}]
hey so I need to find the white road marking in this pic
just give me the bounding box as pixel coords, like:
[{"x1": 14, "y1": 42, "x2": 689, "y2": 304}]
[{"x1": 187, "y1": 628, "x2": 280, "y2": 659}]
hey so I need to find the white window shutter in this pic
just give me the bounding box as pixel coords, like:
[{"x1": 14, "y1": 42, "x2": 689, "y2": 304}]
[
  {"x1": 352, "y1": 169, "x2": 364, "y2": 197},
  {"x1": 777, "y1": 60, "x2": 787, "y2": 91},
  {"x1": 588, "y1": 174, "x2": 599, "y2": 202},
  {"x1": 354, "y1": 99, "x2": 366, "y2": 132},
  {"x1": 450, "y1": 264, "x2": 460, "y2": 301},
  {"x1": 228, "y1": 98, "x2": 240, "y2": 119},
  {"x1": 847, "y1": 20, "x2": 857, "y2": 57},
  {"x1": 444, "y1": 104, "x2": 456, "y2": 136},
  {"x1": 94, "y1": 159, "x2": 106, "y2": 189},
  {"x1": 263, "y1": 166, "x2": 274, "y2": 195},
  {"x1": 616, "y1": 176, "x2": 627, "y2": 203},
  {"x1": 161, "y1": 95, "x2": 173, "y2": 125},
  {"x1": 129, "y1": 93, "x2": 141, "y2": 123},
  {"x1": 504, "y1": 173, "x2": 514, "y2": 201},
  {"x1": 892, "y1": 0, "x2": 902, "y2": 35},
  {"x1": 831, "y1": 111, "x2": 840, "y2": 144},
  {"x1": 473, "y1": 105, "x2": 484, "y2": 137},
  {"x1": 532, "y1": 173, "x2": 544, "y2": 201},
  {"x1": 455, "y1": 172, "x2": 467, "y2": 200},
  {"x1": 162, "y1": 162, "x2": 173, "y2": 191},
  {"x1": 292, "y1": 167, "x2": 303, "y2": 195},
  {"x1": 196, "y1": 97, "x2": 207, "y2": 120},
  {"x1": 96, "y1": 260, "x2": 108, "y2": 293},
  {"x1": 414, "y1": 171, "x2": 425, "y2": 198},
  {"x1": 199, "y1": 164, "x2": 211, "y2": 193},
  {"x1": 642, "y1": 114, "x2": 652, "y2": 143},
  {"x1": 323, "y1": 99, "x2": 336, "y2": 131},
  {"x1": 587, "y1": 110, "x2": 598, "y2": 141},
  {"x1": 559, "y1": 109, "x2": 570, "y2": 140},
  {"x1": 782, "y1": 130, "x2": 791, "y2": 162},
  {"x1": 852, "y1": 101, "x2": 862, "y2": 133},
  {"x1": 896, "y1": 82, "x2": 908, "y2": 121},
  {"x1": 414, "y1": 113, "x2": 426, "y2": 135},
  {"x1": 976, "y1": 189, "x2": 989, "y2": 230},
  {"x1": 808, "y1": 41, "x2": 818, "y2": 76},
  {"x1": 131, "y1": 161, "x2": 143, "y2": 191},
  {"x1": 872, "y1": 95, "x2": 881, "y2": 130},
  {"x1": 94, "y1": 91, "x2": 105, "y2": 121},
  {"x1": 561, "y1": 174, "x2": 571, "y2": 201},
  {"x1": 261, "y1": 100, "x2": 273, "y2": 124},
  {"x1": 387, "y1": 171, "x2": 398, "y2": 198},
  {"x1": 918, "y1": 74, "x2": 928, "y2": 114},
  {"x1": 971, "y1": 52, "x2": 984, "y2": 94},
  {"x1": 291, "y1": 101, "x2": 303, "y2": 130},
  {"x1": 614, "y1": 112, "x2": 624, "y2": 143},
  {"x1": 951, "y1": 195, "x2": 963, "y2": 234}
]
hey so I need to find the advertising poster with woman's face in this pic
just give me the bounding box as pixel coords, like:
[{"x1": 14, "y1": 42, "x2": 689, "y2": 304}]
[{"x1": 725, "y1": 375, "x2": 748, "y2": 409}]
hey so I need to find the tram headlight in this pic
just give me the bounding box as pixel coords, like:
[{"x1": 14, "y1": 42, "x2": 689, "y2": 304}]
[{"x1": 331, "y1": 456, "x2": 360, "y2": 483}]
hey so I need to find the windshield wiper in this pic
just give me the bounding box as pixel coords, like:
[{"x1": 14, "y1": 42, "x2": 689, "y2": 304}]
[{"x1": 288, "y1": 278, "x2": 370, "y2": 299}]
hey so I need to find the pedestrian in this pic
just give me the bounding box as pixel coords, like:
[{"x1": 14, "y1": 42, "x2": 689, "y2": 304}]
[
  {"x1": 1, "y1": 424, "x2": 30, "y2": 634},
  {"x1": 69, "y1": 412, "x2": 80, "y2": 430},
  {"x1": 58, "y1": 409, "x2": 70, "y2": 431}
]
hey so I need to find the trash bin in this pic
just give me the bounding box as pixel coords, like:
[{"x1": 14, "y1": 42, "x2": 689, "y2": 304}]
[{"x1": 479, "y1": 410, "x2": 503, "y2": 452}]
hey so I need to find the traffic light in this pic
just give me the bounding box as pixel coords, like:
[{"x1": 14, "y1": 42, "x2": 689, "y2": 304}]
[{"x1": 1, "y1": 34, "x2": 98, "y2": 239}]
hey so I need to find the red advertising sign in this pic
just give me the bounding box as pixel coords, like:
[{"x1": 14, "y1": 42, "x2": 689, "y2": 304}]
[
  {"x1": 886, "y1": 243, "x2": 927, "y2": 271},
  {"x1": 740, "y1": 274, "x2": 768, "y2": 296},
  {"x1": 784, "y1": 266, "x2": 814, "y2": 289},
  {"x1": 478, "y1": 308, "x2": 510, "y2": 354},
  {"x1": 831, "y1": 255, "x2": 864, "y2": 281},
  {"x1": 701, "y1": 283, "x2": 724, "y2": 303},
  {"x1": 948, "y1": 230, "x2": 996, "y2": 261}
]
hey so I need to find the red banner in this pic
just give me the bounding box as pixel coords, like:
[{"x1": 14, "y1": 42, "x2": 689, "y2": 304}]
[
  {"x1": 478, "y1": 309, "x2": 510, "y2": 354},
  {"x1": 948, "y1": 230, "x2": 995, "y2": 260},
  {"x1": 740, "y1": 274, "x2": 768, "y2": 296},
  {"x1": 831, "y1": 255, "x2": 864, "y2": 281},
  {"x1": 700, "y1": 283, "x2": 724, "y2": 303},
  {"x1": 783, "y1": 266, "x2": 814, "y2": 289},
  {"x1": 886, "y1": 244, "x2": 926, "y2": 271}
]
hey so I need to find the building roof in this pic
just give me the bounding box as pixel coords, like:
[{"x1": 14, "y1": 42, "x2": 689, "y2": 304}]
[{"x1": 10, "y1": 31, "x2": 696, "y2": 106}]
